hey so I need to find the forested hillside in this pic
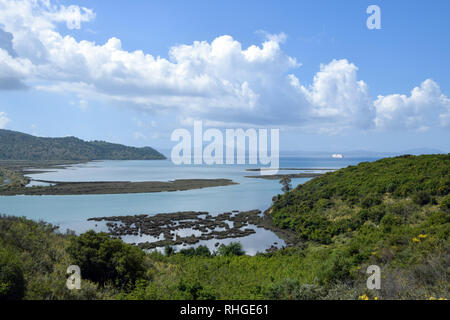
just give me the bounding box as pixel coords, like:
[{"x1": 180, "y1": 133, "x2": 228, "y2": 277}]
[
  {"x1": 271, "y1": 154, "x2": 449, "y2": 243},
  {"x1": 0, "y1": 129, "x2": 166, "y2": 160}
]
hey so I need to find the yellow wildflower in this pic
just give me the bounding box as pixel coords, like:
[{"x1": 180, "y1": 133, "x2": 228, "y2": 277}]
[
  {"x1": 412, "y1": 237, "x2": 420, "y2": 243},
  {"x1": 418, "y1": 234, "x2": 427, "y2": 239}
]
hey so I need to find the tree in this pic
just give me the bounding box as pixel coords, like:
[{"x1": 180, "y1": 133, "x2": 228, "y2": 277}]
[
  {"x1": 179, "y1": 245, "x2": 211, "y2": 257},
  {"x1": 217, "y1": 242, "x2": 245, "y2": 256},
  {"x1": 0, "y1": 246, "x2": 25, "y2": 300},
  {"x1": 67, "y1": 231, "x2": 146, "y2": 288},
  {"x1": 280, "y1": 177, "x2": 292, "y2": 194},
  {"x1": 164, "y1": 245, "x2": 176, "y2": 257},
  {"x1": 194, "y1": 245, "x2": 212, "y2": 257}
]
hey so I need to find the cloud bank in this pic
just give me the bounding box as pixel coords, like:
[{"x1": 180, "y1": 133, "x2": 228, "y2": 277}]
[{"x1": 0, "y1": 0, "x2": 449, "y2": 133}]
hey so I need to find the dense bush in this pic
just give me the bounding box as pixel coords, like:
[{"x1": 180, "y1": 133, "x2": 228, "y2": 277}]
[
  {"x1": 178, "y1": 245, "x2": 212, "y2": 257},
  {"x1": 412, "y1": 191, "x2": 431, "y2": 205},
  {"x1": 217, "y1": 242, "x2": 245, "y2": 256},
  {"x1": 0, "y1": 247, "x2": 25, "y2": 300},
  {"x1": 267, "y1": 279, "x2": 323, "y2": 300},
  {"x1": 67, "y1": 231, "x2": 146, "y2": 289},
  {"x1": 440, "y1": 194, "x2": 450, "y2": 211}
]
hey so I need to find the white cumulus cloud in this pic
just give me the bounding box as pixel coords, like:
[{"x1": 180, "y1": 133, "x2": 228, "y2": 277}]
[
  {"x1": 290, "y1": 59, "x2": 375, "y2": 133},
  {"x1": 374, "y1": 79, "x2": 450, "y2": 131},
  {"x1": 0, "y1": 0, "x2": 448, "y2": 134}
]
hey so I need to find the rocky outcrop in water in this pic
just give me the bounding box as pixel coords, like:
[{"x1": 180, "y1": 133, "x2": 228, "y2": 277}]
[{"x1": 88, "y1": 210, "x2": 297, "y2": 250}]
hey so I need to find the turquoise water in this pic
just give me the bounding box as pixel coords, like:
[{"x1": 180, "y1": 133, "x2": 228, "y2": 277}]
[{"x1": 0, "y1": 157, "x2": 378, "y2": 254}]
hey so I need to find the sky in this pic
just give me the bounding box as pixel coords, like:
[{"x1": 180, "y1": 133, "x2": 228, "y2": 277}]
[{"x1": 0, "y1": 0, "x2": 449, "y2": 154}]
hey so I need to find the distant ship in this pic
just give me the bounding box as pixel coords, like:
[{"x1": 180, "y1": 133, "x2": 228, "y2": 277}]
[{"x1": 332, "y1": 154, "x2": 344, "y2": 159}]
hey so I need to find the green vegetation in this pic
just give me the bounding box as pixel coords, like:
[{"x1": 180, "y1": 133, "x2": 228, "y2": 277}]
[
  {"x1": 0, "y1": 246, "x2": 25, "y2": 300},
  {"x1": 216, "y1": 242, "x2": 246, "y2": 257},
  {"x1": 178, "y1": 245, "x2": 212, "y2": 258},
  {"x1": 67, "y1": 231, "x2": 147, "y2": 289},
  {"x1": 0, "y1": 155, "x2": 448, "y2": 300},
  {"x1": 0, "y1": 168, "x2": 29, "y2": 190},
  {"x1": 271, "y1": 154, "x2": 449, "y2": 243},
  {"x1": 0, "y1": 215, "x2": 113, "y2": 300},
  {"x1": 0, "y1": 129, "x2": 166, "y2": 160}
]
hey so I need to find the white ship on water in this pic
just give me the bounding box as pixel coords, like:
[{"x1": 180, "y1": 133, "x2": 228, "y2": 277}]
[{"x1": 332, "y1": 153, "x2": 344, "y2": 159}]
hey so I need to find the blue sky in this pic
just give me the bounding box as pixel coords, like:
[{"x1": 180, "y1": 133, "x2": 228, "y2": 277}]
[{"x1": 0, "y1": 0, "x2": 449, "y2": 153}]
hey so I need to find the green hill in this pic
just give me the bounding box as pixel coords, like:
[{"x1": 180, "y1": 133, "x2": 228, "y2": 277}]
[
  {"x1": 270, "y1": 154, "x2": 449, "y2": 244},
  {"x1": 0, "y1": 129, "x2": 166, "y2": 160}
]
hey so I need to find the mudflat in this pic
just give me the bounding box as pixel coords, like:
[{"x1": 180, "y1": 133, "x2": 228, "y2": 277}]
[
  {"x1": 0, "y1": 160, "x2": 238, "y2": 195},
  {"x1": 0, "y1": 178, "x2": 238, "y2": 196}
]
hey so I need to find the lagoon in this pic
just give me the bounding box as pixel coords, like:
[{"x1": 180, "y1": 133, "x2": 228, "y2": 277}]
[{"x1": 0, "y1": 157, "x2": 378, "y2": 254}]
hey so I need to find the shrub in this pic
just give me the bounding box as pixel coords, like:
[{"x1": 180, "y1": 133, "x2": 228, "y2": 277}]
[
  {"x1": 318, "y1": 252, "x2": 353, "y2": 284},
  {"x1": 179, "y1": 245, "x2": 211, "y2": 257},
  {"x1": 361, "y1": 193, "x2": 382, "y2": 209},
  {"x1": 216, "y1": 242, "x2": 245, "y2": 256},
  {"x1": 440, "y1": 194, "x2": 450, "y2": 211},
  {"x1": 267, "y1": 279, "x2": 323, "y2": 300},
  {"x1": 67, "y1": 231, "x2": 146, "y2": 289},
  {"x1": 0, "y1": 246, "x2": 25, "y2": 300},
  {"x1": 164, "y1": 245, "x2": 176, "y2": 257},
  {"x1": 412, "y1": 191, "x2": 431, "y2": 206},
  {"x1": 380, "y1": 213, "x2": 402, "y2": 233},
  {"x1": 177, "y1": 279, "x2": 216, "y2": 300}
]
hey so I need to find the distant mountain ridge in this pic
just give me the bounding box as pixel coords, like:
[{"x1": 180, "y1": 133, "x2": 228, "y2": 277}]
[{"x1": 0, "y1": 129, "x2": 166, "y2": 161}]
